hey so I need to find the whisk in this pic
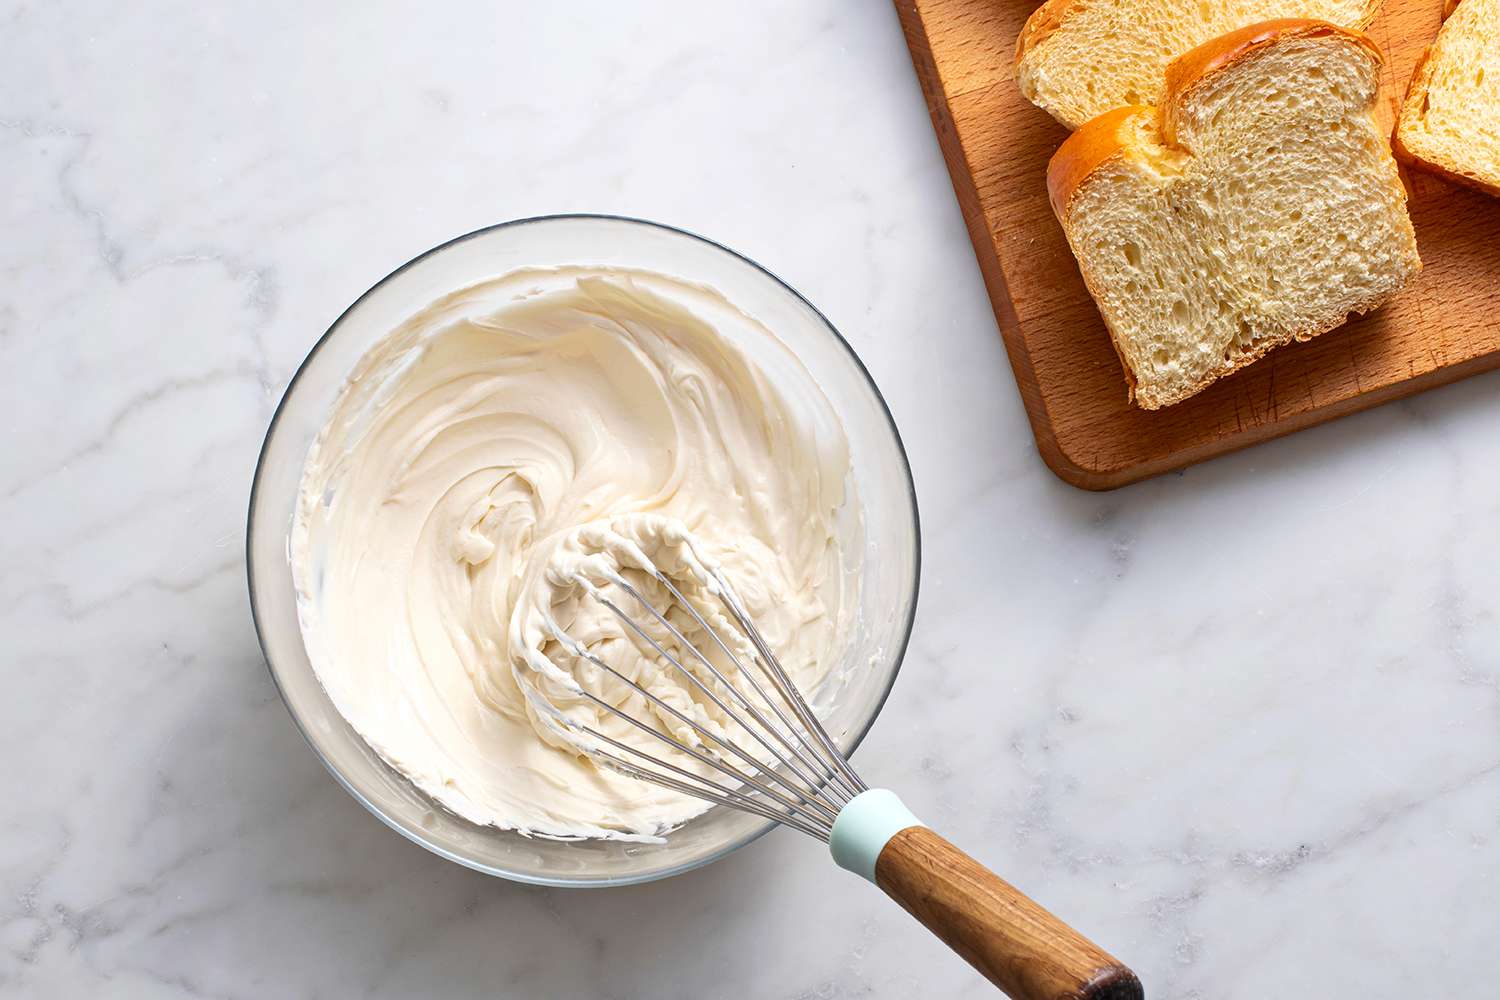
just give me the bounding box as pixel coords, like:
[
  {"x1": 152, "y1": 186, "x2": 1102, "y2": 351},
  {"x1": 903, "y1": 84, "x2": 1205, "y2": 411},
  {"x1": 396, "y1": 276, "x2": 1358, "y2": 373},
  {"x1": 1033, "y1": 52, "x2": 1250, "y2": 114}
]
[{"x1": 520, "y1": 531, "x2": 1142, "y2": 1000}]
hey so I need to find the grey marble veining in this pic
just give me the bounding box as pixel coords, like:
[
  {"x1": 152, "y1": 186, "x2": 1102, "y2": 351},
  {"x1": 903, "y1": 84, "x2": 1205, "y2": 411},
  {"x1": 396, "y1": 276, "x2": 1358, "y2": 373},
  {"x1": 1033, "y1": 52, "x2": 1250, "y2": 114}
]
[{"x1": 4, "y1": 2, "x2": 1498, "y2": 997}]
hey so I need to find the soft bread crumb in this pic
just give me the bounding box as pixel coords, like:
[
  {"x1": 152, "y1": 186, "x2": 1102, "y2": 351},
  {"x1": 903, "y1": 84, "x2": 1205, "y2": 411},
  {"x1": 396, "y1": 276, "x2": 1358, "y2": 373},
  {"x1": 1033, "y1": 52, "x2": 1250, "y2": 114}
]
[{"x1": 1049, "y1": 22, "x2": 1421, "y2": 409}]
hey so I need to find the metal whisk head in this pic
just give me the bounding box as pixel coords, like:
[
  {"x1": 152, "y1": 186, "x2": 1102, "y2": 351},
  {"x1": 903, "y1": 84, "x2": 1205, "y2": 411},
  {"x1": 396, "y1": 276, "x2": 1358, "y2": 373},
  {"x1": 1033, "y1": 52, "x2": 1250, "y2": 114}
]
[{"x1": 516, "y1": 529, "x2": 866, "y2": 842}]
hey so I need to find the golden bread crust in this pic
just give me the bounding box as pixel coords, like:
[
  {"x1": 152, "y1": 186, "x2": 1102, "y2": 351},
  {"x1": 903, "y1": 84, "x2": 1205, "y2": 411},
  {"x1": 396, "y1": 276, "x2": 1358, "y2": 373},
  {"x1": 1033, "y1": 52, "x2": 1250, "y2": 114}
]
[
  {"x1": 1045, "y1": 106, "x2": 1154, "y2": 221},
  {"x1": 1014, "y1": 0, "x2": 1079, "y2": 66}
]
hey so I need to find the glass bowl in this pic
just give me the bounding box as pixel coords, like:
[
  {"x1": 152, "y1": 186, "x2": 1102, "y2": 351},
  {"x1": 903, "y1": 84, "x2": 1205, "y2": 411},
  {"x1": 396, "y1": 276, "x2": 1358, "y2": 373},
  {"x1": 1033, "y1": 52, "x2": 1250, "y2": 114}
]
[{"x1": 247, "y1": 215, "x2": 920, "y2": 886}]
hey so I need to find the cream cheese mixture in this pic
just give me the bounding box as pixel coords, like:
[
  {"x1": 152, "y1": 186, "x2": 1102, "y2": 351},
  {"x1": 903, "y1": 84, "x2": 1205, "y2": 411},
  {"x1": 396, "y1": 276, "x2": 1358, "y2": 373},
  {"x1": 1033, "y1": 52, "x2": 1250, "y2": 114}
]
[{"x1": 291, "y1": 267, "x2": 855, "y2": 840}]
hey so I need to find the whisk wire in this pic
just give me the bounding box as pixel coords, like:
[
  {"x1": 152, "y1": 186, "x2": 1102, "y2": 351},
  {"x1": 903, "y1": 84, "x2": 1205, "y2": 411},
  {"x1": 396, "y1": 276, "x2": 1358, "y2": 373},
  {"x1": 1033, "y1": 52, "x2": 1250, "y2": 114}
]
[
  {"x1": 531, "y1": 548, "x2": 876, "y2": 840},
  {"x1": 601, "y1": 574, "x2": 852, "y2": 810},
  {"x1": 706, "y1": 570, "x2": 868, "y2": 796},
  {"x1": 652, "y1": 572, "x2": 862, "y2": 804},
  {"x1": 546, "y1": 620, "x2": 842, "y2": 832},
  {"x1": 580, "y1": 728, "x2": 834, "y2": 841}
]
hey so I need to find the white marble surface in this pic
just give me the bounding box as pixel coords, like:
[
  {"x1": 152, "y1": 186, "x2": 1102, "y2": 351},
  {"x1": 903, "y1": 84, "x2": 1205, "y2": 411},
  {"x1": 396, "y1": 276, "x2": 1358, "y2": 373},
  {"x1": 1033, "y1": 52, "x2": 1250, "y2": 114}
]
[{"x1": 4, "y1": 2, "x2": 1498, "y2": 997}]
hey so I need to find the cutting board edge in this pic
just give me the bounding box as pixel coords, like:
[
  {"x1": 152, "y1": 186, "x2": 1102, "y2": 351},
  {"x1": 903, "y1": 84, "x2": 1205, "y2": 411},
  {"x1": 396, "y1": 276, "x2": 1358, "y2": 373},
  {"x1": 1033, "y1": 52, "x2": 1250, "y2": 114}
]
[{"x1": 894, "y1": 0, "x2": 1083, "y2": 486}]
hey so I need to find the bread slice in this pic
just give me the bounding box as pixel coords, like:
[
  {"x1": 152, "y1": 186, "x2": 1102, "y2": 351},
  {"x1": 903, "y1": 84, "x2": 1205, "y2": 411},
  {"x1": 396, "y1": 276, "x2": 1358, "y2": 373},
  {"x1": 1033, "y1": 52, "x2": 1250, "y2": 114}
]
[
  {"x1": 1048, "y1": 21, "x2": 1421, "y2": 410},
  {"x1": 1016, "y1": 0, "x2": 1383, "y2": 130},
  {"x1": 1394, "y1": 0, "x2": 1500, "y2": 198}
]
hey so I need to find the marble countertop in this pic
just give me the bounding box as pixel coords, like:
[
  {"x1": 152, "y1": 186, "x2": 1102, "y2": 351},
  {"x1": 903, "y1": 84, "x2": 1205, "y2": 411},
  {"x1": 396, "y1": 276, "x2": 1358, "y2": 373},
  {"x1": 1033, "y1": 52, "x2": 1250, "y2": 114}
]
[{"x1": 6, "y1": 3, "x2": 1497, "y2": 997}]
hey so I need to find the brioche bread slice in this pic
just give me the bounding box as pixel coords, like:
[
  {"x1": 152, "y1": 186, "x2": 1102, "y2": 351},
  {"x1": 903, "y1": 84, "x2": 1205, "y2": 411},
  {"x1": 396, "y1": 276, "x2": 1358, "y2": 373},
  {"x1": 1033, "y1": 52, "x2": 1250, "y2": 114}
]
[
  {"x1": 1048, "y1": 21, "x2": 1421, "y2": 410},
  {"x1": 1016, "y1": 0, "x2": 1383, "y2": 129},
  {"x1": 1394, "y1": 0, "x2": 1500, "y2": 197}
]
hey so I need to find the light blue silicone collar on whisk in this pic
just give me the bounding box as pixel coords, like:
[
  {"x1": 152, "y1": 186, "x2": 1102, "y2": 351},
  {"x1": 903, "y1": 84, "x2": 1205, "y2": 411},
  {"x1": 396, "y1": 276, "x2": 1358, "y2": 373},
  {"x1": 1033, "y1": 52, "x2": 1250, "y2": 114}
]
[{"x1": 828, "y1": 789, "x2": 924, "y2": 883}]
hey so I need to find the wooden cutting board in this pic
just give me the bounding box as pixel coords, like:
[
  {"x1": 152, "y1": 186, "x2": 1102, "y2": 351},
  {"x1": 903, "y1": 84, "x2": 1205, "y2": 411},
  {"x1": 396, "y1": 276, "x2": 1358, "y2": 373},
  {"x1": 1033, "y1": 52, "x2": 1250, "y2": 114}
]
[{"x1": 894, "y1": 0, "x2": 1500, "y2": 489}]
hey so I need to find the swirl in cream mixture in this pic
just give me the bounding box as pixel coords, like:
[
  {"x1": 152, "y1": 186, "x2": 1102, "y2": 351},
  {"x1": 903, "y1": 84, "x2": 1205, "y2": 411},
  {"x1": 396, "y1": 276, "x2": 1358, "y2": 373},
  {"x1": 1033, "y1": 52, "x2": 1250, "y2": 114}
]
[{"x1": 291, "y1": 267, "x2": 854, "y2": 840}]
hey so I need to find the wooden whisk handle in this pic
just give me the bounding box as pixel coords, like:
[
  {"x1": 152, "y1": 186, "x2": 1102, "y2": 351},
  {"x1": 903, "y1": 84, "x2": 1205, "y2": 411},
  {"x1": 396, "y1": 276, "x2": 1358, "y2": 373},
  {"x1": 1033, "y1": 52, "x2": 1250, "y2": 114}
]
[
  {"x1": 829, "y1": 791, "x2": 1138, "y2": 999},
  {"x1": 874, "y1": 826, "x2": 1141, "y2": 1000}
]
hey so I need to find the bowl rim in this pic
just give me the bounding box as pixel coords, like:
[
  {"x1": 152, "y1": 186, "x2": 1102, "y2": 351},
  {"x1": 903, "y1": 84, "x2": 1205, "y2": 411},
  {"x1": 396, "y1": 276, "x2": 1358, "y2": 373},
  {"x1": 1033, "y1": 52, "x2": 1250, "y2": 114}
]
[{"x1": 245, "y1": 213, "x2": 921, "y2": 887}]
